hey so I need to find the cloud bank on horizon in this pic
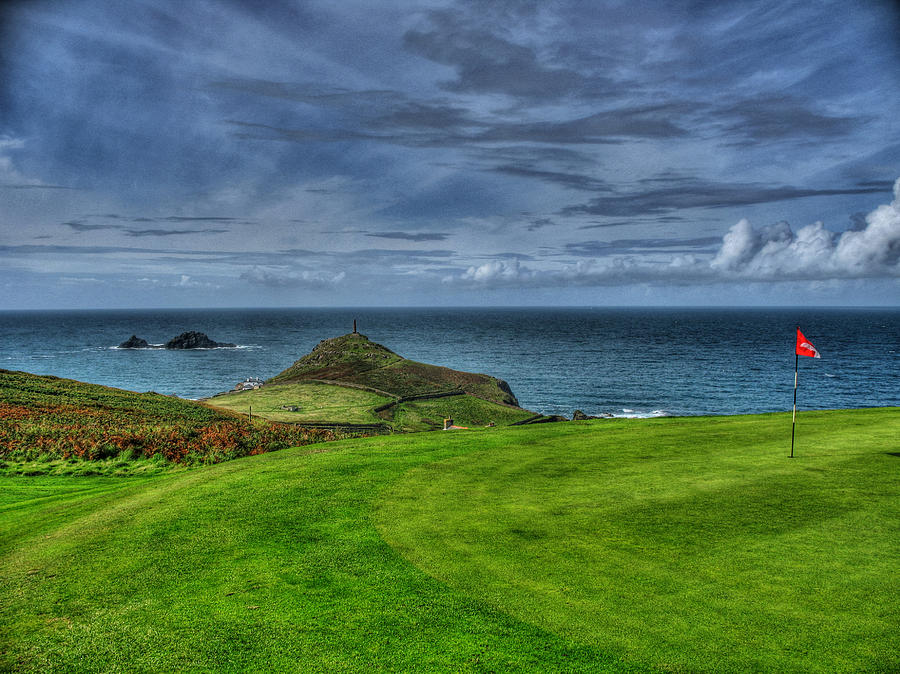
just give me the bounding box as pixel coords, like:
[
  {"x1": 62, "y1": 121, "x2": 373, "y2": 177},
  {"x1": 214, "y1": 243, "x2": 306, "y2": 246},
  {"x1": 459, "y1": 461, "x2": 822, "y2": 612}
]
[
  {"x1": 0, "y1": 0, "x2": 898, "y2": 308},
  {"x1": 456, "y1": 177, "x2": 900, "y2": 287}
]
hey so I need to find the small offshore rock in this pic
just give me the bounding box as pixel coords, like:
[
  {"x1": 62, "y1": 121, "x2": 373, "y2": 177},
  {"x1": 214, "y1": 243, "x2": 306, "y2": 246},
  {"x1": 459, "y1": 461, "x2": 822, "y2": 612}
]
[
  {"x1": 572, "y1": 410, "x2": 600, "y2": 421},
  {"x1": 165, "y1": 331, "x2": 236, "y2": 349},
  {"x1": 119, "y1": 335, "x2": 150, "y2": 349}
]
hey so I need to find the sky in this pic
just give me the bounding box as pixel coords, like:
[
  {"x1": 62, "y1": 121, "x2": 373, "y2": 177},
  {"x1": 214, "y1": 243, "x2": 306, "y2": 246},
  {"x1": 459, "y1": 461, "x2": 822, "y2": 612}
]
[{"x1": 1, "y1": 0, "x2": 898, "y2": 309}]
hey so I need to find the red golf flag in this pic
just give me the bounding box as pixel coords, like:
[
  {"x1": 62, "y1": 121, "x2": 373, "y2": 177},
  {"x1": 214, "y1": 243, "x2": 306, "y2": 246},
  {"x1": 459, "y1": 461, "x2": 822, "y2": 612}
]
[{"x1": 796, "y1": 328, "x2": 820, "y2": 358}]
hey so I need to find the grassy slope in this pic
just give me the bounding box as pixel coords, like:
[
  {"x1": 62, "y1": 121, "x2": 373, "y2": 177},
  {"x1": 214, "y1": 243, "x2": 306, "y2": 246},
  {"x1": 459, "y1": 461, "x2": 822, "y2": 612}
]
[
  {"x1": 1, "y1": 410, "x2": 898, "y2": 672},
  {"x1": 392, "y1": 395, "x2": 535, "y2": 431},
  {"x1": 0, "y1": 368, "x2": 231, "y2": 424},
  {"x1": 0, "y1": 369, "x2": 343, "y2": 467},
  {"x1": 208, "y1": 382, "x2": 392, "y2": 424}
]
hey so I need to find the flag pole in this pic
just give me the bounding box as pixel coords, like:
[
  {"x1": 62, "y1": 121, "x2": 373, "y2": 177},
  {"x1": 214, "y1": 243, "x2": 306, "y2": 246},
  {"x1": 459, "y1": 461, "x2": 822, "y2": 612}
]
[
  {"x1": 790, "y1": 350, "x2": 798, "y2": 458},
  {"x1": 792, "y1": 326, "x2": 820, "y2": 458}
]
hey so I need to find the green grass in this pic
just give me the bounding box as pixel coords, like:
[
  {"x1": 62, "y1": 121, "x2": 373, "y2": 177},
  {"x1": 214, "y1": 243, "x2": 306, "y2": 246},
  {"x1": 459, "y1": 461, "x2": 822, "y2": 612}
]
[
  {"x1": 1, "y1": 409, "x2": 897, "y2": 672},
  {"x1": 207, "y1": 382, "x2": 533, "y2": 432},
  {"x1": 0, "y1": 452, "x2": 180, "y2": 478},
  {"x1": 344, "y1": 359, "x2": 517, "y2": 403},
  {"x1": 393, "y1": 395, "x2": 536, "y2": 431},
  {"x1": 208, "y1": 381, "x2": 392, "y2": 424}
]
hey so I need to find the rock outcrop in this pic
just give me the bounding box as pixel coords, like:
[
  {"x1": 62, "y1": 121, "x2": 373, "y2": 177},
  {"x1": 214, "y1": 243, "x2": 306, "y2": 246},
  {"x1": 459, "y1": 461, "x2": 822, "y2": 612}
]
[
  {"x1": 572, "y1": 409, "x2": 613, "y2": 420},
  {"x1": 119, "y1": 335, "x2": 150, "y2": 349},
  {"x1": 165, "y1": 332, "x2": 236, "y2": 349}
]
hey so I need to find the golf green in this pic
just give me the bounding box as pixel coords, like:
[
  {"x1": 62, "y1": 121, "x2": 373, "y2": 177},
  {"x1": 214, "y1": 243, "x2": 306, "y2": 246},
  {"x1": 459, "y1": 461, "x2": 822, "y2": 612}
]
[{"x1": 375, "y1": 410, "x2": 900, "y2": 672}]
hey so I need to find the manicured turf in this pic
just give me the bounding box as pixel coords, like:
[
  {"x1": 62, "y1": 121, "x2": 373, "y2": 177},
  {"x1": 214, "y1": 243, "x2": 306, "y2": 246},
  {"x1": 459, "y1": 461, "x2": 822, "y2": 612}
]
[
  {"x1": 208, "y1": 381, "x2": 392, "y2": 424},
  {"x1": 377, "y1": 409, "x2": 900, "y2": 671},
  {"x1": 1, "y1": 410, "x2": 897, "y2": 671}
]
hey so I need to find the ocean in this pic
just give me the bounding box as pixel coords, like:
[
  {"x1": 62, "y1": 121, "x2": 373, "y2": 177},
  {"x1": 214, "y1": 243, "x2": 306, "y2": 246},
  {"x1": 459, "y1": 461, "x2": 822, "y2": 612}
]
[{"x1": 1, "y1": 307, "x2": 897, "y2": 418}]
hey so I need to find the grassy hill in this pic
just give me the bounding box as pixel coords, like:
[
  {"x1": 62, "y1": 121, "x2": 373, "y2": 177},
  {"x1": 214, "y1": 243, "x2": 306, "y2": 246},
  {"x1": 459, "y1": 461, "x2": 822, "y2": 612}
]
[
  {"x1": 0, "y1": 369, "x2": 345, "y2": 474},
  {"x1": 210, "y1": 332, "x2": 535, "y2": 431},
  {"x1": 268, "y1": 332, "x2": 519, "y2": 406},
  {"x1": 1, "y1": 408, "x2": 897, "y2": 671}
]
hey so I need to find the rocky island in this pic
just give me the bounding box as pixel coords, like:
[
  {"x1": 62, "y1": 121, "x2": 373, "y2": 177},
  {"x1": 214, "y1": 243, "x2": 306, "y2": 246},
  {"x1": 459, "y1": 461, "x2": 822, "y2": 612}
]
[
  {"x1": 118, "y1": 331, "x2": 236, "y2": 349},
  {"x1": 165, "y1": 331, "x2": 236, "y2": 349},
  {"x1": 118, "y1": 335, "x2": 151, "y2": 349}
]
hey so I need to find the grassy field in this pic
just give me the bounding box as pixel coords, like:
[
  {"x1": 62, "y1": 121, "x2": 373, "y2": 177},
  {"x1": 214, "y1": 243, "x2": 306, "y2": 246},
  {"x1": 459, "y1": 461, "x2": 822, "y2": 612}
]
[
  {"x1": 1, "y1": 409, "x2": 897, "y2": 671},
  {"x1": 208, "y1": 381, "x2": 392, "y2": 424},
  {"x1": 393, "y1": 395, "x2": 536, "y2": 431},
  {"x1": 207, "y1": 382, "x2": 534, "y2": 432}
]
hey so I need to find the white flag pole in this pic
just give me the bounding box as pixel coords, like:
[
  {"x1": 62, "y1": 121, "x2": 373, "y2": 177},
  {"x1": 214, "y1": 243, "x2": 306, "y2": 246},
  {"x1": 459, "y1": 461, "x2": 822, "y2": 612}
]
[{"x1": 791, "y1": 349, "x2": 799, "y2": 458}]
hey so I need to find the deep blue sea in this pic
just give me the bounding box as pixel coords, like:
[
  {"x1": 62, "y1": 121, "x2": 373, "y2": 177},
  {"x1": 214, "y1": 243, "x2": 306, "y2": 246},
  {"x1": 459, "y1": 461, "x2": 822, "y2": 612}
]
[{"x1": 0, "y1": 308, "x2": 897, "y2": 418}]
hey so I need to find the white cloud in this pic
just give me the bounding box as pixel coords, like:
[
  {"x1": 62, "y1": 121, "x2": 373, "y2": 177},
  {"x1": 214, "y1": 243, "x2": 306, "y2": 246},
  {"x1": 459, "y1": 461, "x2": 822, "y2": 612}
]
[
  {"x1": 450, "y1": 178, "x2": 900, "y2": 289},
  {"x1": 459, "y1": 259, "x2": 533, "y2": 284},
  {"x1": 240, "y1": 266, "x2": 346, "y2": 288},
  {"x1": 135, "y1": 275, "x2": 221, "y2": 289},
  {"x1": 59, "y1": 276, "x2": 105, "y2": 285},
  {"x1": 0, "y1": 136, "x2": 31, "y2": 185},
  {"x1": 711, "y1": 178, "x2": 900, "y2": 280}
]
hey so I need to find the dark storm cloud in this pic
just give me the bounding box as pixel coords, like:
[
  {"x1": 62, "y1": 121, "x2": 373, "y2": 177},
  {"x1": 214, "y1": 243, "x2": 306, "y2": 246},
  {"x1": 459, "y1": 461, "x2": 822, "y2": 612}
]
[
  {"x1": 368, "y1": 102, "x2": 483, "y2": 131},
  {"x1": 716, "y1": 95, "x2": 865, "y2": 146},
  {"x1": 490, "y1": 165, "x2": 607, "y2": 191},
  {"x1": 0, "y1": 243, "x2": 229, "y2": 256},
  {"x1": 160, "y1": 216, "x2": 239, "y2": 223},
  {"x1": 64, "y1": 217, "x2": 232, "y2": 237},
  {"x1": 527, "y1": 218, "x2": 556, "y2": 231},
  {"x1": 0, "y1": 183, "x2": 74, "y2": 190},
  {"x1": 854, "y1": 181, "x2": 896, "y2": 190},
  {"x1": 365, "y1": 232, "x2": 450, "y2": 242},
  {"x1": 123, "y1": 228, "x2": 230, "y2": 237},
  {"x1": 564, "y1": 237, "x2": 722, "y2": 257},
  {"x1": 64, "y1": 221, "x2": 119, "y2": 232},
  {"x1": 474, "y1": 108, "x2": 688, "y2": 143},
  {"x1": 474, "y1": 251, "x2": 536, "y2": 261},
  {"x1": 345, "y1": 248, "x2": 455, "y2": 260},
  {"x1": 214, "y1": 80, "x2": 488, "y2": 139},
  {"x1": 577, "y1": 216, "x2": 687, "y2": 230},
  {"x1": 226, "y1": 120, "x2": 384, "y2": 144},
  {"x1": 211, "y1": 79, "x2": 399, "y2": 111},
  {"x1": 472, "y1": 145, "x2": 595, "y2": 166},
  {"x1": 403, "y1": 10, "x2": 603, "y2": 99},
  {"x1": 226, "y1": 104, "x2": 686, "y2": 151},
  {"x1": 563, "y1": 181, "x2": 889, "y2": 217}
]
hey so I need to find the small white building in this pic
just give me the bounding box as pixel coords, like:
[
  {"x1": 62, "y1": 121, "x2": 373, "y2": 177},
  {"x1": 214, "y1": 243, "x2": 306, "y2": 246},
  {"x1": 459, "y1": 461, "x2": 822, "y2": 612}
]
[{"x1": 235, "y1": 377, "x2": 264, "y2": 391}]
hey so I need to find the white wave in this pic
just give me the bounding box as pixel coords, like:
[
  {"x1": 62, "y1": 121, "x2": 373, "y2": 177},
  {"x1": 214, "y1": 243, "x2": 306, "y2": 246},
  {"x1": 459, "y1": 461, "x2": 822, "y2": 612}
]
[
  {"x1": 110, "y1": 344, "x2": 256, "y2": 350},
  {"x1": 610, "y1": 409, "x2": 669, "y2": 419}
]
